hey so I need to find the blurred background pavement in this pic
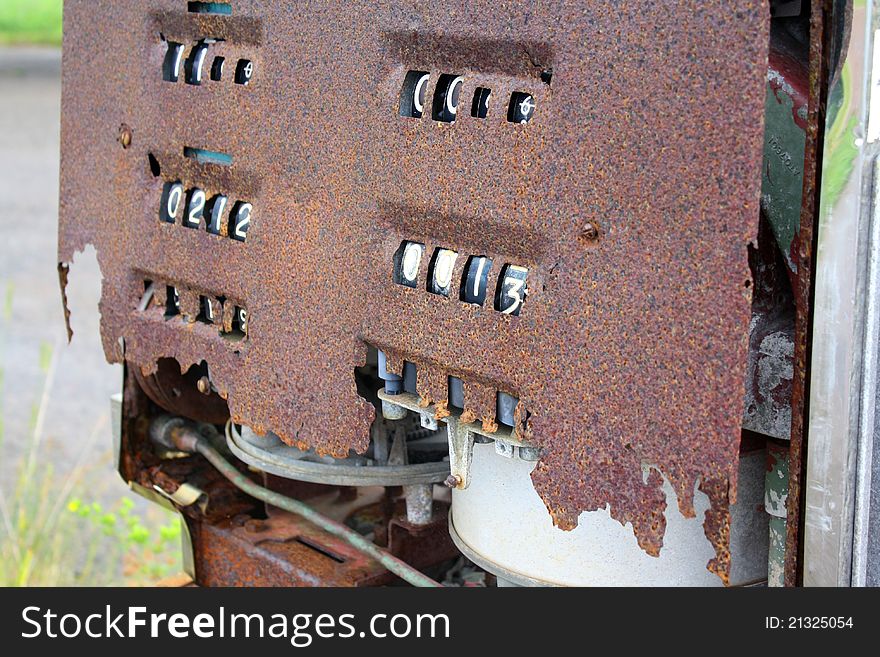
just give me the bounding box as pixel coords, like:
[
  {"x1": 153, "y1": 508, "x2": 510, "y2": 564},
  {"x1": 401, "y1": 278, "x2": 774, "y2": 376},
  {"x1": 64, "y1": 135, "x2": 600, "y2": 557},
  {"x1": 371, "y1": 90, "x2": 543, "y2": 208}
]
[{"x1": 0, "y1": 3, "x2": 181, "y2": 586}]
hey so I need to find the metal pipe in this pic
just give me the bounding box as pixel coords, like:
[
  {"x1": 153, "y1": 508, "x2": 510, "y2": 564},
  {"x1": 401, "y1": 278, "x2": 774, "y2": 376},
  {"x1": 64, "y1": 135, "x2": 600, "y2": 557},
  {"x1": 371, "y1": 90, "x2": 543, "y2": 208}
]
[
  {"x1": 155, "y1": 419, "x2": 442, "y2": 587},
  {"x1": 765, "y1": 442, "x2": 789, "y2": 587}
]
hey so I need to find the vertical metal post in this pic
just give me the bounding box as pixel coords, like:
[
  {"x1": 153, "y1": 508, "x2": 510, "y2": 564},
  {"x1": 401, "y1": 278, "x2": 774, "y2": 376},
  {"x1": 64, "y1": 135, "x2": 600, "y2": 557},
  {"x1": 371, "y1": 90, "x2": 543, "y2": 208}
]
[{"x1": 766, "y1": 443, "x2": 790, "y2": 587}]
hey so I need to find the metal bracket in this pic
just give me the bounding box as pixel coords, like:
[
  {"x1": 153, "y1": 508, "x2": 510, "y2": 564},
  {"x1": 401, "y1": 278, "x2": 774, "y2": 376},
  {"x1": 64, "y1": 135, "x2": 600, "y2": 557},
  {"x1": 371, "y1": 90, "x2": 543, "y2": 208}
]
[
  {"x1": 419, "y1": 412, "x2": 438, "y2": 431},
  {"x1": 153, "y1": 482, "x2": 208, "y2": 513},
  {"x1": 445, "y1": 416, "x2": 475, "y2": 490},
  {"x1": 375, "y1": 388, "x2": 539, "y2": 489}
]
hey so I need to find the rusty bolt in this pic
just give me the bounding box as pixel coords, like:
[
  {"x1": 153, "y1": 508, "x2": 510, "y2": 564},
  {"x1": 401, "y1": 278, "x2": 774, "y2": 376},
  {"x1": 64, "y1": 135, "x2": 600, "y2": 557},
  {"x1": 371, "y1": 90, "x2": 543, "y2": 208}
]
[
  {"x1": 444, "y1": 474, "x2": 462, "y2": 488},
  {"x1": 118, "y1": 124, "x2": 132, "y2": 149},
  {"x1": 197, "y1": 376, "x2": 211, "y2": 395},
  {"x1": 580, "y1": 221, "x2": 601, "y2": 242}
]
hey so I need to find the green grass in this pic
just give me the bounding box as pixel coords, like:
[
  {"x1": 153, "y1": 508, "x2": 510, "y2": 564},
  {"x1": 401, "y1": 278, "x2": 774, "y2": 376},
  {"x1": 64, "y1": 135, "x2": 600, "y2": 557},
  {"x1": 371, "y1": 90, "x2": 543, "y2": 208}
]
[
  {"x1": 0, "y1": 0, "x2": 62, "y2": 46},
  {"x1": 821, "y1": 62, "x2": 860, "y2": 213},
  {"x1": 0, "y1": 281, "x2": 183, "y2": 586}
]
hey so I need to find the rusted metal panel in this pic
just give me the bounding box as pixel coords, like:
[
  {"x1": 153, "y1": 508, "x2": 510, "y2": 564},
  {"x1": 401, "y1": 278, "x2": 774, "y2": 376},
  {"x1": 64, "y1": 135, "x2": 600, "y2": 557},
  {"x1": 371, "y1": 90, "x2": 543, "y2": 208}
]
[
  {"x1": 190, "y1": 513, "x2": 387, "y2": 587},
  {"x1": 60, "y1": 1, "x2": 770, "y2": 581},
  {"x1": 190, "y1": 506, "x2": 457, "y2": 587}
]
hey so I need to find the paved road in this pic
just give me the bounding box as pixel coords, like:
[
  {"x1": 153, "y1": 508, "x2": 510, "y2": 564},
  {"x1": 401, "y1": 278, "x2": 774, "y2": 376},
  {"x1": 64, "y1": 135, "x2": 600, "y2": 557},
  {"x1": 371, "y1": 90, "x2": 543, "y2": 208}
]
[{"x1": 0, "y1": 47, "x2": 123, "y2": 499}]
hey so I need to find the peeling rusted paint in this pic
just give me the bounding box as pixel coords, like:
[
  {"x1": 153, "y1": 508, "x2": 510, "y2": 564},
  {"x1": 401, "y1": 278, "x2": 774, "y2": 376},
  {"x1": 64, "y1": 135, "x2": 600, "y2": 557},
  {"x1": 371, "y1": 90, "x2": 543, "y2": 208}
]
[
  {"x1": 60, "y1": 1, "x2": 770, "y2": 581},
  {"x1": 700, "y1": 476, "x2": 732, "y2": 584}
]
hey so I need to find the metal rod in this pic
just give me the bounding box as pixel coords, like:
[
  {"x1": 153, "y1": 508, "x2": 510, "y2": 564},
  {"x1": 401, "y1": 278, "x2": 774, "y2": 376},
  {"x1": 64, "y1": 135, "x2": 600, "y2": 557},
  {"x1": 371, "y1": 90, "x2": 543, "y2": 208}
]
[
  {"x1": 188, "y1": 430, "x2": 442, "y2": 587},
  {"x1": 404, "y1": 484, "x2": 434, "y2": 525}
]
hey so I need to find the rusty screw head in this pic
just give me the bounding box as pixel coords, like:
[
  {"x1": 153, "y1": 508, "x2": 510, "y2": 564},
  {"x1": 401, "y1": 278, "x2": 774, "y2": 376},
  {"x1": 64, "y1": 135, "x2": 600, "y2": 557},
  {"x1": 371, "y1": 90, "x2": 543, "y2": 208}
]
[
  {"x1": 580, "y1": 221, "x2": 601, "y2": 243},
  {"x1": 118, "y1": 124, "x2": 132, "y2": 149},
  {"x1": 444, "y1": 474, "x2": 462, "y2": 488},
  {"x1": 197, "y1": 376, "x2": 211, "y2": 395}
]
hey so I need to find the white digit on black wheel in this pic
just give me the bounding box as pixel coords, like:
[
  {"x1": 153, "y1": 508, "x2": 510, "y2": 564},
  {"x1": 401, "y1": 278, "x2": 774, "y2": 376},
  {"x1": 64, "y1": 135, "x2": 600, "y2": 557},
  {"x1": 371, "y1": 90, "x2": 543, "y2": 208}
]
[
  {"x1": 185, "y1": 189, "x2": 206, "y2": 228},
  {"x1": 207, "y1": 195, "x2": 227, "y2": 234},
  {"x1": 200, "y1": 296, "x2": 214, "y2": 323},
  {"x1": 232, "y1": 202, "x2": 251, "y2": 241},
  {"x1": 502, "y1": 278, "x2": 525, "y2": 314},
  {"x1": 166, "y1": 286, "x2": 181, "y2": 315},
  {"x1": 164, "y1": 183, "x2": 183, "y2": 222},
  {"x1": 402, "y1": 243, "x2": 423, "y2": 282},
  {"x1": 446, "y1": 76, "x2": 463, "y2": 116},
  {"x1": 473, "y1": 257, "x2": 487, "y2": 297},
  {"x1": 413, "y1": 74, "x2": 429, "y2": 114},
  {"x1": 191, "y1": 45, "x2": 208, "y2": 84},
  {"x1": 433, "y1": 249, "x2": 457, "y2": 292},
  {"x1": 164, "y1": 43, "x2": 185, "y2": 82},
  {"x1": 500, "y1": 265, "x2": 528, "y2": 315}
]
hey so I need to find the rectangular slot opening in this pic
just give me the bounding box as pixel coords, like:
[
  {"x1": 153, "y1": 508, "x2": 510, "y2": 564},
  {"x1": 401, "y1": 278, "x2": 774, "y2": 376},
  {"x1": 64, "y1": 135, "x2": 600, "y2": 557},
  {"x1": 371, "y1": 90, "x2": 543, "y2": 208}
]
[
  {"x1": 183, "y1": 146, "x2": 233, "y2": 166},
  {"x1": 139, "y1": 280, "x2": 155, "y2": 312},
  {"x1": 197, "y1": 295, "x2": 216, "y2": 324},
  {"x1": 294, "y1": 537, "x2": 346, "y2": 564},
  {"x1": 471, "y1": 87, "x2": 491, "y2": 119},
  {"x1": 222, "y1": 305, "x2": 248, "y2": 341},
  {"x1": 165, "y1": 286, "x2": 181, "y2": 319},
  {"x1": 187, "y1": 2, "x2": 232, "y2": 15}
]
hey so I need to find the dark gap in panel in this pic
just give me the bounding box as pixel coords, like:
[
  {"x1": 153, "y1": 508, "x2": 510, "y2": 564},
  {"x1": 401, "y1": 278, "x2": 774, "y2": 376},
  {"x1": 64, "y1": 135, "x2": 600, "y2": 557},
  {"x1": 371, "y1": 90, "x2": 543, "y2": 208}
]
[
  {"x1": 165, "y1": 286, "x2": 181, "y2": 319},
  {"x1": 148, "y1": 153, "x2": 161, "y2": 177},
  {"x1": 188, "y1": 2, "x2": 232, "y2": 15},
  {"x1": 183, "y1": 146, "x2": 233, "y2": 166},
  {"x1": 294, "y1": 537, "x2": 346, "y2": 564}
]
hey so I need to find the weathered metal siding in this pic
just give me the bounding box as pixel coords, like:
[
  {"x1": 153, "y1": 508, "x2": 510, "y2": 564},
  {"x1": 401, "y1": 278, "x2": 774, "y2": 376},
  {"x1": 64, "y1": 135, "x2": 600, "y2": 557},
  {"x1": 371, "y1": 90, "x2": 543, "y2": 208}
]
[{"x1": 60, "y1": 1, "x2": 770, "y2": 581}]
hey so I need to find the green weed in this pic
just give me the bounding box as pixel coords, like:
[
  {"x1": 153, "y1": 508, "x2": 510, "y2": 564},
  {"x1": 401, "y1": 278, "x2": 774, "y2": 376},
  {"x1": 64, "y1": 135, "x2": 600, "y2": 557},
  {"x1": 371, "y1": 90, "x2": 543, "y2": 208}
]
[
  {"x1": 0, "y1": 282, "x2": 182, "y2": 586},
  {"x1": 0, "y1": 0, "x2": 62, "y2": 46}
]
